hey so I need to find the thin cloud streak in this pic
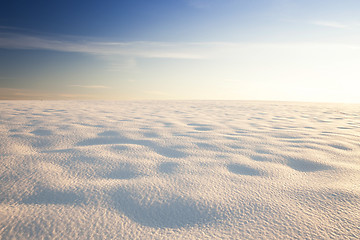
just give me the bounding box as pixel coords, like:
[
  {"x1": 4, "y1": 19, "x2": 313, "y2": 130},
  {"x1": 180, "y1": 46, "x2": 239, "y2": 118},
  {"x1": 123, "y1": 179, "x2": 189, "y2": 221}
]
[
  {"x1": 0, "y1": 88, "x2": 98, "y2": 100},
  {"x1": 69, "y1": 85, "x2": 109, "y2": 89},
  {"x1": 310, "y1": 20, "x2": 350, "y2": 29},
  {"x1": 1, "y1": 31, "x2": 360, "y2": 60},
  {"x1": 0, "y1": 32, "x2": 204, "y2": 59}
]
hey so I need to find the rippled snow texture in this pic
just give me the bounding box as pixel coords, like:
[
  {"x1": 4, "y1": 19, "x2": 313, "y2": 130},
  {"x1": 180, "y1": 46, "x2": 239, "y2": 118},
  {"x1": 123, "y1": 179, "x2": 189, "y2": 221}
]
[{"x1": 1, "y1": 101, "x2": 360, "y2": 239}]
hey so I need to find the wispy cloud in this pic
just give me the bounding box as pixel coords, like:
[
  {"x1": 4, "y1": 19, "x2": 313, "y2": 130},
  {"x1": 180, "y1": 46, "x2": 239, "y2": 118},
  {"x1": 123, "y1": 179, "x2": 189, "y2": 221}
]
[
  {"x1": 0, "y1": 31, "x2": 204, "y2": 59},
  {"x1": 69, "y1": 85, "x2": 109, "y2": 89},
  {"x1": 1, "y1": 28, "x2": 360, "y2": 62},
  {"x1": 0, "y1": 88, "x2": 98, "y2": 100},
  {"x1": 101, "y1": 57, "x2": 137, "y2": 72},
  {"x1": 310, "y1": 20, "x2": 350, "y2": 29}
]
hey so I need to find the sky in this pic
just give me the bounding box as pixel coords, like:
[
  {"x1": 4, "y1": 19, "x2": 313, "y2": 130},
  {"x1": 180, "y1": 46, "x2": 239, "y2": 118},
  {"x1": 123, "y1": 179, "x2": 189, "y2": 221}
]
[{"x1": 1, "y1": 0, "x2": 360, "y2": 102}]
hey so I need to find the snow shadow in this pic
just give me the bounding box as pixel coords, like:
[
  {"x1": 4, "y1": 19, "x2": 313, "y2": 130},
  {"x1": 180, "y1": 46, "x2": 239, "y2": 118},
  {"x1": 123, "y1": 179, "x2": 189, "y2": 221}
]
[
  {"x1": 111, "y1": 190, "x2": 218, "y2": 228},
  {"x1": 187, "y1": 123, "x2": 214, "y2": 131},
  {"x1": 195, "y1": 142, "x2": 220, "y2": 151},
  {"x1": 22, "y1": 188, "x2": 85, "y2": 205},
  {"x1": 329, "y1": 144, "x2": 352, "y2": 151},
  {"x1": 158, "y1": 162, "x2": 180, "y2": 174},
  {"x1": 250, "y1": 155, "x2": 273, "y2": 162},
  {"x1": 77, "y1": 131, "x2": 188, "y2": 158},
  {"x1": 286, "y1": 158, "x2": 332, "y2": 172},
  {"x1": 143, "y1": 132, "x2": 159, "y2": 138},
  {"x1": 98, "y1": 130, "x2": 120, "y2": 137},
  {"x1": 227, "y1": 164, "x2": 261, "y2": 176},
  {"x1": 103, "y1": 164, "x2": 140, "y2": 180},
  {"x1": 30, "y1": 129, "x2": 53, "y2": 136}
]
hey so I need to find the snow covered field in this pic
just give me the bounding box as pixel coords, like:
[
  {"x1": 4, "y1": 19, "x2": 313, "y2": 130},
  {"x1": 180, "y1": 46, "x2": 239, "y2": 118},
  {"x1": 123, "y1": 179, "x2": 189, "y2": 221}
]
[{"x1": 1, "y1": 100, "x2": 360, "y2": 239}]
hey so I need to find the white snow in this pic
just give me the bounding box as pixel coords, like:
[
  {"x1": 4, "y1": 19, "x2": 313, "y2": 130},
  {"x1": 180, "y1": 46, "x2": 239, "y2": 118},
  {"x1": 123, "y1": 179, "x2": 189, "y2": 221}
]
[{"x1": 0, "y1": 100, "x2": 360, "y2": 239}]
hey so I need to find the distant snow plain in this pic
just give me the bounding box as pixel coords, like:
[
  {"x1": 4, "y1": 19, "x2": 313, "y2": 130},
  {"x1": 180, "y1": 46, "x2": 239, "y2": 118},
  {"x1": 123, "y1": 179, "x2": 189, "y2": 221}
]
[{"x1": 0, "y1": 100, "x2": 359, "y2": 239}]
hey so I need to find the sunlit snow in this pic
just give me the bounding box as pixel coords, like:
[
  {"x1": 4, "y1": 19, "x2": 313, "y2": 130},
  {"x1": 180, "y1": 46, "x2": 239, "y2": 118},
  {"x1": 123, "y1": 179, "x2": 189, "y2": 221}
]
[{"x1": 1, "y1": 100, "x2": 359, "y2": 239}]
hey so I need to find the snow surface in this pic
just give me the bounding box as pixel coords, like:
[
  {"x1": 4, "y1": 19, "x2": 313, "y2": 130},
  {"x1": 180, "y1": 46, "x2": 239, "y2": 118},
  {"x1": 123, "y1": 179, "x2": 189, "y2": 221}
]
[{"x1": 1, "y1": 100, "x2": 360, "y2": 239}]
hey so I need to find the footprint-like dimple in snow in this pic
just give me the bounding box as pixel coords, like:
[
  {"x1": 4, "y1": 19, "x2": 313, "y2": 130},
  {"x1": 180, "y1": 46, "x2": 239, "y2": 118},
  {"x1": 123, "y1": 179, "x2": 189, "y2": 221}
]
[
  {"x1": 143, "y1": 132, "x2": 159, "y2": 138},
  {"x1": 101, "y1": 163, "x2": 140, "y2": 180},
  {"x1": 187, "y1": 123, "x2": 213, "y2": 131},
  {"x1": 337, "y1": 126, "x2": 352, "y2": 130},
  {"x1": 30, "y1": 129, "x2": 53, "y2": 136},
  {"x1": 274, "y1": 133, "x2": 301, "y2": 140},
  {"x1": 111, "y1": 190, "x2": 218, "y2": 228},
  {"x1": 250, "y1": 155, "x2": 272, "y2": 162},
  {"x1": 255, "y1": 148, "x2": 272, "y2": 154},
  {"x1": 194, "y1": 127, "x2": 213, "y2": 131},
  {"x1": 105, "y1": 168, "x2": 139, "y2": 180},
  {"x1": 158, "y1": 162, "x2": 179, "y2": 174},
  {"x1": 98, "y1": 130, "x2": 120, "y2": 137},
  {"x1": 154, "y1": 147, "x2": 188, "y2": 158},
  {"x1": 329, "y1": 144, "x2": 352, "y2": 151},
  {"x1": 195, "y1": 142, "x2": 220, "y2": 150},
  {"x1": 77, "y1": 136, "x2": 188, "y2": 159},
  {"x1": 227, "y1": 144, "x2": 245, "y2": 150},
  {"x1": 22, "y1": 188, "x2": 84, "y2": 205},
  {"x1": 235, "y1": 129, "x2": 248, "y2": 134},
  {"x1": 286, "y1": 158, "x2": 332, "y2": 172},
  {"x1": 227, "y1": 164, "x2": 261, "y2": 176}
]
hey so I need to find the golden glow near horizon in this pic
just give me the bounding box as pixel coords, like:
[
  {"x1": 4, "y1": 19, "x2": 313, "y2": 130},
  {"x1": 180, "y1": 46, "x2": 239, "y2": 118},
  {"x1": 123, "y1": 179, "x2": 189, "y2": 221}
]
[{"x1": 1, "y1": 1, "x2": 360, "y2": 103}]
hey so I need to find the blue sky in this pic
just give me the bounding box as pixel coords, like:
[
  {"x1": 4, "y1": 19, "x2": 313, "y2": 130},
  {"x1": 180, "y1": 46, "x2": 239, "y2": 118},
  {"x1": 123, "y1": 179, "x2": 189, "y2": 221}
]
[{"x1": 1, "y1": 0, "x2": 360, "y2": 102}]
